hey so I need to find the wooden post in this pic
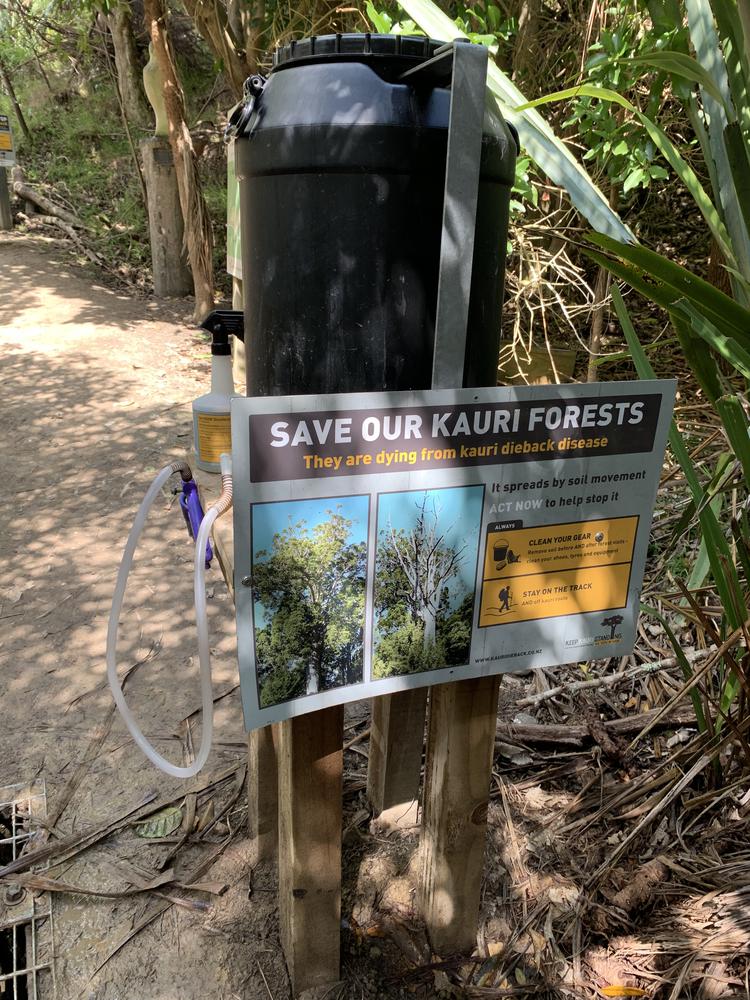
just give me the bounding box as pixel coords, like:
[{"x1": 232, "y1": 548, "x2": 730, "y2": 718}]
[
  {"x1": 140, "y1": 136, "x2": 192, "y2": 297},
  {"x1": 247, "y1": 723, "x2": 278, "y2": 861},
  {"x1": 367, "y1": 688, "x2": 427, "y2": 828},
  {"x1": 418, "y1": 674, "x2": 501, "y2": 956},
  {"x1": 0, "y1": 168, "x2": 11, "y2": 230},
  {"x1": 278, "y1": 705, "x2": 343, "y2": 994}
]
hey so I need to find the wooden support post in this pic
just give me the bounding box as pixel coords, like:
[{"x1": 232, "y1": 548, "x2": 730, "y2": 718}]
[
  {"x1": 278, "y1": 705, "x2": 343, "y2": 994},
  {"x1": 140, "y1": 136, "x2": 192, "y2": 297},
  {"x1": 247, "y1": 723, "x2": 279, "y2": 862},
  {"x1": 0, "y1": 168, "x2": 12, "y2": 230},
  {"x1": 367, "y1": 688, "x2": 427, "y2": 828},
  {"x1": 418, "y1": 674, "x2": 501, "y2": 956}
]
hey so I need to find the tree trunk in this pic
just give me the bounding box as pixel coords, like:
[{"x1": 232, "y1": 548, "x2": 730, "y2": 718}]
[
  {"x1": 306, "y1": 664, "x2": 320, "y2": 695},
  {"x1": 107, "y1": 5, "x2": 149, "y2": 126},
  {"x1": 0, "y1": 57, "x2": 31, "y2": 143},
  {"x1": 587, "y1": 265, "x2": 610, "y2": 383},
  {"x1": 421, "y1": 606, "x2": 437, "y2": 649},
  {"x1": 512, "y1": 0, "x2": 543, "y2": 85},
  {"x1": 143, "y1": 0, "x2": 214, "y2": 322},
  {"x1": 231, "y1": 0, "x2": 266, "y2": 75},
  {"x1": 306, "y1": 644, "x2": 323, "y2": 695},
  {"x1": 587, "y1": 183, "x2": 619, "y2": 383},
  {"x1": 180, "y1": 0, "x2": 250, "y2": 100}
]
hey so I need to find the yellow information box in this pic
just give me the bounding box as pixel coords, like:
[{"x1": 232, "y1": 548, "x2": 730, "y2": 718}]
[
  {"x1": 479, "y1": 516, "x2": 637, "y2": 626},
  {"x1": 479, "y1": 563, "x2": 631, "y2": 625}
]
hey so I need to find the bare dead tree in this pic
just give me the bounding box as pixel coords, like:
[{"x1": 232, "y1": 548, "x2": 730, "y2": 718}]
[{"x1": 385, "y1": 495, "x2": 466, "y2": 649}]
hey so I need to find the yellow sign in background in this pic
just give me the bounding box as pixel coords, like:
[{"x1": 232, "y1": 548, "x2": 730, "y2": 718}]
[
  {"x1": 479, "y1": 516, "x2": 637, "y2": 626},
  {"x1": 0, "y1": 115, "x2": 14, "y2": 163}
]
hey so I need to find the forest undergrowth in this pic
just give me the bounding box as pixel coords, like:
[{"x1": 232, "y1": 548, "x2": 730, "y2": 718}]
[{"x1": 1, "y1": 0, "x2": 749, "y2": 997}]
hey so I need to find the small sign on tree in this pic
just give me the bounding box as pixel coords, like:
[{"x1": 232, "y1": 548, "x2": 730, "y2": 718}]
[{"x1": 0, "y1": 115, "x2": 15, "y2": 167}]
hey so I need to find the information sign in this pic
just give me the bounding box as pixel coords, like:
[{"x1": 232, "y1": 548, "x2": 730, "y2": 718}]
[
  {"x1": 0, "y1": 115, "x2": 15, "y2": 167},
  {"x1": 232, "y1": 380, "x2": 675, "y2": 730}
]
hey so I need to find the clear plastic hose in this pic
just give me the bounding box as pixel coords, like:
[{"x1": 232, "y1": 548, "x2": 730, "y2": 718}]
[{"x1": 106, "y1": 459, "x2": 232, "y2": 778}]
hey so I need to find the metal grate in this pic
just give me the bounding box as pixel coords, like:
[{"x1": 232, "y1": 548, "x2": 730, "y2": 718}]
[{"x1": 0, "y1": 781, "x2": 56, "y2": 1000}]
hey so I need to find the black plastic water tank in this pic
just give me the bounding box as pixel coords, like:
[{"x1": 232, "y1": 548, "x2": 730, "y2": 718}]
[{"x1": 233, "y1": 34, "x2": 517, "y2": 397}]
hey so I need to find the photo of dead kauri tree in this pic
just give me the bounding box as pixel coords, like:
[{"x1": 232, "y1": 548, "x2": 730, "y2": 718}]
[
  {"x1": 252, "y1": 497, "x2": 368, "y2": 707},
  {"x1": 373, "y1": 486, "x2": 482, "y2": 677}
]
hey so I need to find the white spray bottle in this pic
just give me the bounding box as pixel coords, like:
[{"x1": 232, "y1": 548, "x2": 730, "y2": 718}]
[{"x1": 193, "y1": 313, "x2": 241, "y2": 473}]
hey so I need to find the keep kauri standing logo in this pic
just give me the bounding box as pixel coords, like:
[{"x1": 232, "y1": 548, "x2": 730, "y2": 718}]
[{"x1": 597, "y1": 614, "x2": 624, "y2": 643}]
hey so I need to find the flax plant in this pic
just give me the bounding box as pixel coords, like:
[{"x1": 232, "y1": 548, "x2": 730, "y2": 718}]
[{"x1": 396, "y1": 0, "x2": 750, "y2": 762}]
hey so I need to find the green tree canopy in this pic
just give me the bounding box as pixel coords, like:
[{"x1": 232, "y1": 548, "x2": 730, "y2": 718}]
[{"x1": 253, "y1": 508, "x2": 366, "y2": 707}]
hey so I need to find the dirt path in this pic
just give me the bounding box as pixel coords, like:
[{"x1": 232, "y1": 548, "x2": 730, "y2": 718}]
[{"x1": 0, "y1": 235, "x2": 290, "y2": 999}]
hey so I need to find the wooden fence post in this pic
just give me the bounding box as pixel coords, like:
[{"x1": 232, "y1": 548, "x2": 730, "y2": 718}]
[
  {"x1": 140, "y1": 136, "x2": 192, "y2": 297},
  {"x1": 418, "y1": 674, "x2": 501, "y2": 955},
  {"x1": 247, "y1": 723, "x2": 279, "y2": 862},
  {"x1": 278, "y1": 705, "x2": 344, "y2": 994},
  {"x1": 0, "y1": 168, "x2": 12, "y2": 230},
  {"x1": 367, "y1": 689, "x2": 427, "y2": 828}
]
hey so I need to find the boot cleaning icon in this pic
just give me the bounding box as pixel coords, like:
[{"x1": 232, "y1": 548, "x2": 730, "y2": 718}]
[
  {"x1": 493, "y1": 537, "x2": 521, "y2": 571},
  {"x1": 493, "y1": 537, "x2": 509, "y2": 570}
]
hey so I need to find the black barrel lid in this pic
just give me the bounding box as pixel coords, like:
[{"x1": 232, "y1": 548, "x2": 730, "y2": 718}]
[{"x1": 272, "y1": 33, "x2": 447, "y2": 74}]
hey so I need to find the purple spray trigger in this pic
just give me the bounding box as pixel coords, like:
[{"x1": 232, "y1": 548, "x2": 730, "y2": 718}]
[{"x1": 179, "y1": 479, "x2": 213, "y2": 568}]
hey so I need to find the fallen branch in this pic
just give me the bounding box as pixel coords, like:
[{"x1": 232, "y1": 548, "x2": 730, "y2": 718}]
[
  {"x1": 517, "y1": 649, "x2": 709, "y2": 708},
  {"x1": 344, "y1": 727, "x2": 371, "y2": 751},
  {"x1": 589, "y1": 751, "x2": 714, "y2": 884},
  {"x1": 0, "y1": 791, "x2": 157, "y2": 879},
  {"x1": 88, "y1": 828, "x2": 239, "y2": 982},
  {"x1": 6, "y1": 868, "x2": 177, "y2": 899},
  {"x1": 18, "y1": 211, "x2": 103, "y2": 265},
  {"x1": 0, "y1": 763, "x2": 242, "y2": 880},
  {"x1": 12, "y1": 166, "x2": 86, "y2": 228},
  {"x1": 496, "y1": 707, "x2": 697, "y2": 748}
]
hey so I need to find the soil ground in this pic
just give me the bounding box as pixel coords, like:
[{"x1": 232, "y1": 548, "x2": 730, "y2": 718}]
[
  {"x1": 0, "y1": 234, "x2": 290, "y2": 999},
  {"x1": 2, "y1": 234, "x2": 748, "y2": 1000}
]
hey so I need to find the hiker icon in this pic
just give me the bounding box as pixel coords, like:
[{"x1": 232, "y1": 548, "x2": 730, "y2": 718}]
[{"x1": 484, "y1": 584, "x2": 514, "y2": 620}]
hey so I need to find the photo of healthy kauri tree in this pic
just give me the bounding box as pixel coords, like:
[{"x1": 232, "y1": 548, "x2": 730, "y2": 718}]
[
  {"x1": 373, "y1": 486, "x2": 483, "y2": 678},
  {"x1": 251, "y1": 497, "x2": 368, "y2": 707}
]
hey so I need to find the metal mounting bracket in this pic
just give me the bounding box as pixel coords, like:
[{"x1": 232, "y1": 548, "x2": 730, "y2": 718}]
[{"x1": 401, "y1": 41, "x2": 489, "y2": 390}]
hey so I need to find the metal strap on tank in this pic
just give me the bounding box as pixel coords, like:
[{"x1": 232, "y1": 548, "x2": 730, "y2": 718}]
[{"x1": 400, "y1": 41, "x2": 489, "y2": 390}]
